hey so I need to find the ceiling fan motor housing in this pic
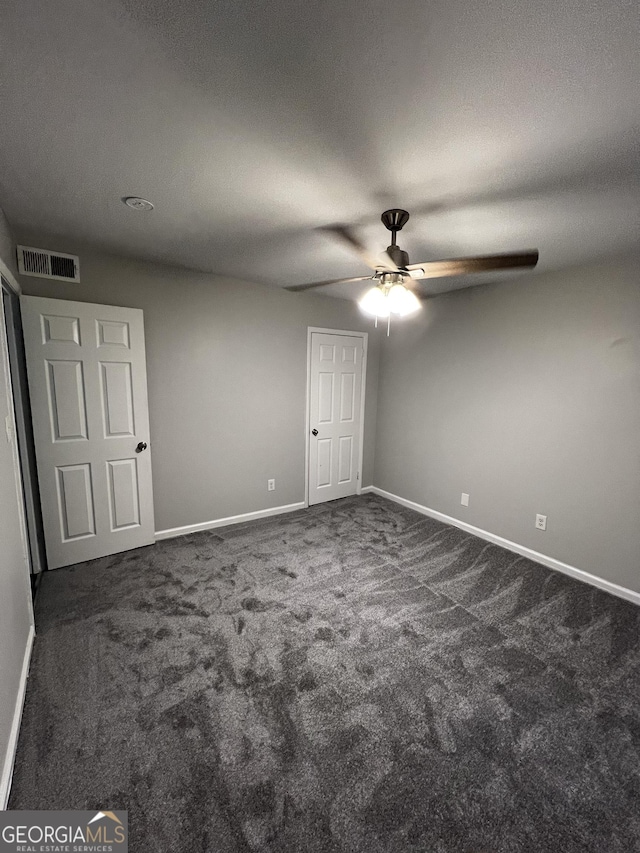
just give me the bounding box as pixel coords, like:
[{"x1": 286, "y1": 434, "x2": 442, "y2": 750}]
[{"x1": 386, "y1": 244, "x2": 410, "y2": 268}]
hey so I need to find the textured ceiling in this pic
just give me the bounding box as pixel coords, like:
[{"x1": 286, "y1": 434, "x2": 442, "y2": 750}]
[{"x1": 0, "y1": 0, "x2": 639, "y2": 297}]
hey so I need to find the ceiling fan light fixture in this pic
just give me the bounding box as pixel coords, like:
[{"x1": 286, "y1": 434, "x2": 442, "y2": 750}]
[
  {"x1": 358, "y1": 284, "x2": 390, "y2": 318},
  {"x1": 387, "y1": 282, "x2": 421, "y2": 316},
  {"x1": 358, "y1": 277, "x2": 421, "y2": 331}
]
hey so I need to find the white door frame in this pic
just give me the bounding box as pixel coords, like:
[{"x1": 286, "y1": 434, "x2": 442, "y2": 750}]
[
  {"x1": 0, "y1": 257, "x2": 19, "y2": 295},
  {"x1": 0, "y1": 258, "x2": 34, "y2": 618},
  {"x1": 305, "y1": 327, "x2": 368, "y2": 507},
  {"x1": 2, "y1": 277, "x2": 47, "y2": 574},
  {"x1": 0, "y1": 254, "x2": 35, "y2": 810}
]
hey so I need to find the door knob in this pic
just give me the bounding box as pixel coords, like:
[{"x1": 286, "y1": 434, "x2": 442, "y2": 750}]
[
  {"x1": 311, "y1": 429, "x2": 318, "y2": 436},
  {"x1": 135, "y1": 441, "x2": 148, "y2": 453}
]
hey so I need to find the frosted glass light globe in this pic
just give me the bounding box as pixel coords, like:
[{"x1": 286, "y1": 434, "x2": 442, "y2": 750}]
[
  {"x1": 358, "y1": 285, "x2": 390, "y2": 318},
  {"x1": 387, "y1": 283, "x2": 421, "y2": 316}
]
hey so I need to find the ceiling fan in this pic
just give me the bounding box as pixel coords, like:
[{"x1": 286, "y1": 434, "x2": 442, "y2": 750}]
[{"x1": 285, "y1": 209, "x2": 538, "y2": 331}]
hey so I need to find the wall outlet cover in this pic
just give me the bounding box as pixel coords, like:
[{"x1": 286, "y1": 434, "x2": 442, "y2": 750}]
[
  {"x1": 536, "y1": 514, "x2": 547, "y2": 530},
  {"x1": 268, "y1": 479, "x2": 275, "y2": 491},
  {"x1": 461, "y1": 493, "x2": 470, "y2": 507}
]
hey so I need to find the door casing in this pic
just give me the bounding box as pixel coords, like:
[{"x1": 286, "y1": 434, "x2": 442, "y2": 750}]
[{"x1": 0, "y1": 259, "x2": 40, "y2": 580}]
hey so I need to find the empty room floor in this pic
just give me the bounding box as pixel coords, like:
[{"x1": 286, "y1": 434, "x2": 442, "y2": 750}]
[{"x1": 9, "y1": 494, "x2": 640, "y2": 852}]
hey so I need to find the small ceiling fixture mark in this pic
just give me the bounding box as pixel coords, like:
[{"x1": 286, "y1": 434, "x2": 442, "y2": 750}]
[{"x1": 123, "y1": 196, "x2": 154, "y2": 211}]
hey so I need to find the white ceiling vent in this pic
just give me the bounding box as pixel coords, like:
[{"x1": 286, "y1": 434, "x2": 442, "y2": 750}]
[{"x1": 17, "y1": 246, "x2": 80, "y2": 282}]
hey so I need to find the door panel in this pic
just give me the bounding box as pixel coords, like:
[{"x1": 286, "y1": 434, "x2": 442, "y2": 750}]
[
  {"x1": 318, "y1": 372, "x2": 333, "y2": 423},
  {"x1": 342, "y1": 344, "x2": 357, "y2": 364},
  {"x1": 46, "y1": 359, "x2": 89, "y2": 441},
  {"x1": 309, "y1": 332, "x2": 364, "y2": 505},
  {"x1": 56, "y1": 463, "x2": 95, "y2": 540},
  {"x1": 42, "y1": 314, "x2": 80, "y2": 344},
  {"x1": 339, "y1": 372, "x2": 355, "y2": 422},
  {"x1": 319, "y1": 344, "x2": 335, "y2": 362},
  {"x1": 338, "y1": 436, "x2": 353, "y2": 483},
  {"x1": 100, "y1": 361, "x2": 135, "y2": 437},
  {"x1": 107, "y1": 458, "x2": 140, "y2": 530},
  {"x1": 21, "y1": 296, "x2": 154, "y2": 568},
  {"x1": 97, "y1": 319, "x2": 130, "y2": 348},
  {"x1": 316, "y1": 438, "x2": 332, "y2": 488}
]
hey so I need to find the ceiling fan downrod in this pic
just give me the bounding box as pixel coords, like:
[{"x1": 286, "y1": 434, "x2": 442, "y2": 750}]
[{"x1": 381, "y1": 208, "x2": 410, "y2": 268}]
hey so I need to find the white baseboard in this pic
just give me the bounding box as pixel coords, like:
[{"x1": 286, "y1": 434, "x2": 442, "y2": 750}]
[
  {"x1": 1, "y1": 625, "x2": 35, "y2": 809},
  {"x1": 366, "y1": 486, "x2": 640, "y2": 607},
  {"x1": 155, "y1": 501, "x2": 307, "y2": 541}
]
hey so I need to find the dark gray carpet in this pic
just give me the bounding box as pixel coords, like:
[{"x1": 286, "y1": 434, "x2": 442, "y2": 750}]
[{"x1": 9, "y1": 494, "x2": 640, "y2": 852}]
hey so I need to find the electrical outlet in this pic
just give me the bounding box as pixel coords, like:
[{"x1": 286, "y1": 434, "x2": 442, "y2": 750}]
[
  {"x1": 535, "y1": 514, "x2": 547, "y2": 531},
  {"x1": 268, "y1": 479, "x2": 275, "y2": 491},
  {"x1": 461, "y1": 493, "x2": 469, "y2": 507}
]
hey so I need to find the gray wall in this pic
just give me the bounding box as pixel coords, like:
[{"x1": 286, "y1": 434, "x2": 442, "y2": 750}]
[
  {"x1": 13, "y1": 230, "x2": 640, "y2": 598},
  {"x1": 18, "y1": 238, "x2": 381, "y2": 532},
  {"x1": 374, "y1": 255, "x2": 640, "y2": 593},
  {"x1": 0, "y1": 210, "x2": 33, "y2": 802}
]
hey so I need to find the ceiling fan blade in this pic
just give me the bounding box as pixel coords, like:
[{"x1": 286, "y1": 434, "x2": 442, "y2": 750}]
[
  {"x1": 322, "y1": 224, "x2": 399, "y2": 272},
  {"x1": 407, "y1": 250, "x2": 539, "y2": 280},
  {"x1": 285, "y1": 275, "x2": 374, "y2": 293}
]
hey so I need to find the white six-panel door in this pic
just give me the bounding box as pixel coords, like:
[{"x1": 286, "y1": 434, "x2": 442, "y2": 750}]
[
  {"x1": 308, "y1": 331, "x2": 364, "y2": 505},
  {"x1": 21, "y1": 296, "x2": 155, "y2": 569}
]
